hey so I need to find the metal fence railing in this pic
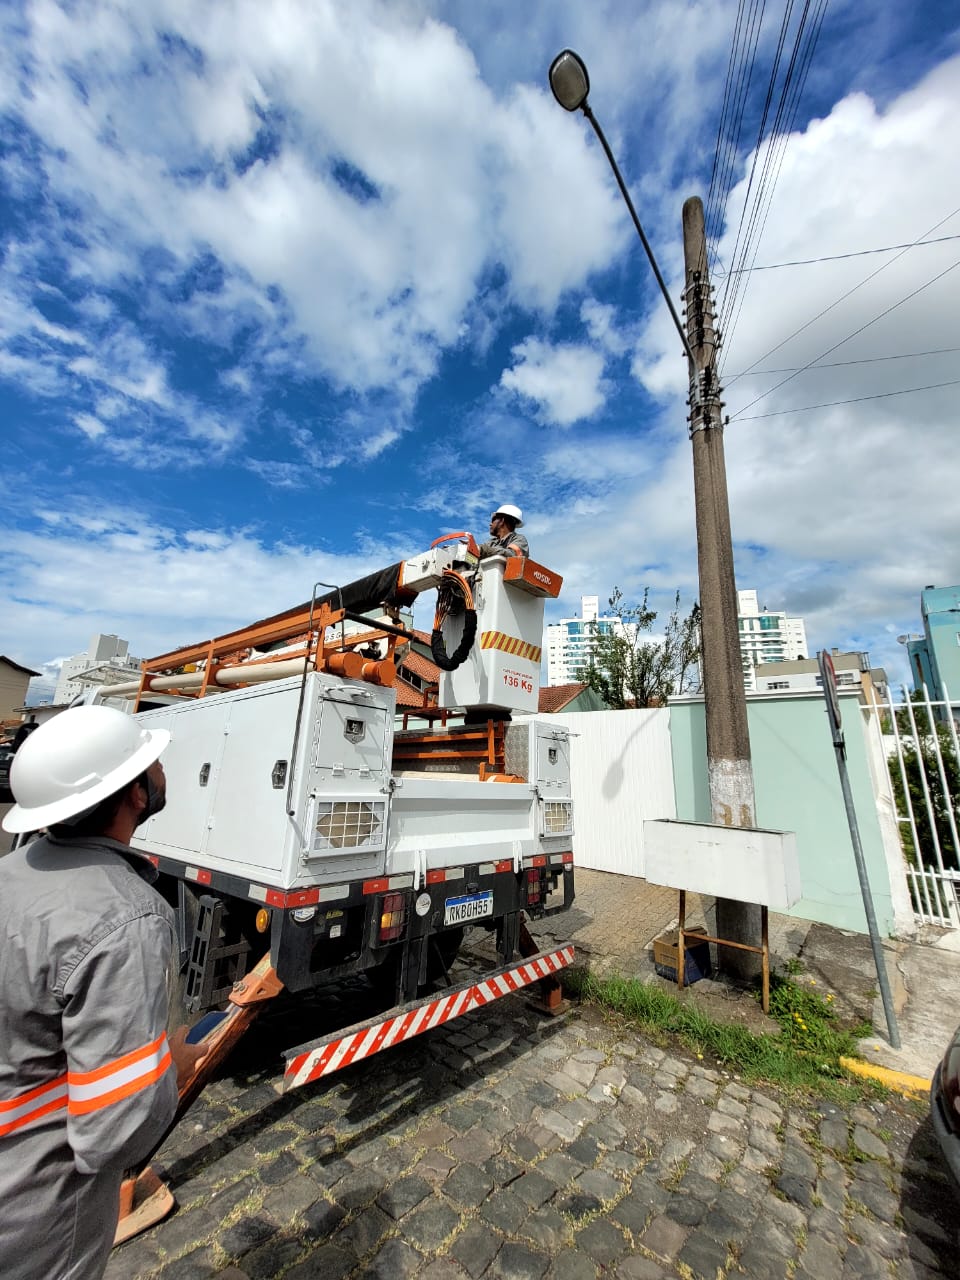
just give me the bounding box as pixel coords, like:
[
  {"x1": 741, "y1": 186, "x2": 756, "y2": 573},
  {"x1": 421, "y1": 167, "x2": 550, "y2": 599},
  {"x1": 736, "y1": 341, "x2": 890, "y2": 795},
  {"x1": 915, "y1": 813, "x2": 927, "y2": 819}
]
[{"x1": 869, "y1": 684, "x2": 960, "y2": 929}]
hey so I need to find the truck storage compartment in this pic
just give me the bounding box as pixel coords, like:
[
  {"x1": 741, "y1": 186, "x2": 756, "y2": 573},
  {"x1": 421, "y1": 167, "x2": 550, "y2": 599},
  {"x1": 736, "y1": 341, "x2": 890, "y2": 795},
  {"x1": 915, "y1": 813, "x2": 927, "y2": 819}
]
[
  {"x1": 133, "y1": 673, "x2": 394, "y2": 889},
  {"x1": 387, "y1": 777, "x2": 537, "y2": 871}
]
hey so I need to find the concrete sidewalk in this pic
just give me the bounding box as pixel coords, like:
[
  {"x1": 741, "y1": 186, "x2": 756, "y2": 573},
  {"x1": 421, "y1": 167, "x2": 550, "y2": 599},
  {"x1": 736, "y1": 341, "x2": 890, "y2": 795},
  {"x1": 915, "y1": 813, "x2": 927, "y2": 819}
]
[{"x1": 529, "y1": 867, "x2": 960, "y2": 1086}]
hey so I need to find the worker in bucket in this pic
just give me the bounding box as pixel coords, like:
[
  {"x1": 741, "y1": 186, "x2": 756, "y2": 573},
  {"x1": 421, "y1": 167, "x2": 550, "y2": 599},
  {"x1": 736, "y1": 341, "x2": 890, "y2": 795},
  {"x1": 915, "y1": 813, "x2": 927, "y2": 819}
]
[
  {"x1": 0, "y1": 705, "x2": 207, "y2": 1280},
  {"x1": 478, "y1": 502, "x2": 528, "y2": 559}
]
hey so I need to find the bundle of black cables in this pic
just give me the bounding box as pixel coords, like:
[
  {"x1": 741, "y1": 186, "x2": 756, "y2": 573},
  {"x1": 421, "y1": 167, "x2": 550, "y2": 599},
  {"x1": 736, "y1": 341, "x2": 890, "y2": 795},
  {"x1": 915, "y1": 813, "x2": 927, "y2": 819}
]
[{"x1": 430, "y1": 571, "x2": 478, "y2": 671}]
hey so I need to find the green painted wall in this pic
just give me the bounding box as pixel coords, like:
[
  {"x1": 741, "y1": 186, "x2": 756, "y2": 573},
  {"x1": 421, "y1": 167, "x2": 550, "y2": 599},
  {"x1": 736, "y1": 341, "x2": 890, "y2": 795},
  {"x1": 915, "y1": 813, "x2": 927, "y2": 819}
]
[{"x1": 669, "y1": 692, "x2": 896, "y2": 935}]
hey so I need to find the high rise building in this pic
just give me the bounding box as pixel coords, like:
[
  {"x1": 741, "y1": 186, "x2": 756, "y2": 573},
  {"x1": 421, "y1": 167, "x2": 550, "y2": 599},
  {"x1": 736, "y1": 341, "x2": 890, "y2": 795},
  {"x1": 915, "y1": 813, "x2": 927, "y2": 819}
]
[
  {"x1": 737, "y1": 589, "x2": 807, "y2": 692},
  {"x1": 53, "y1": 634, "x2": 142, "y2": 704},
  {"x1": 545, "y1": 596, "x2": 638, "y2": 685},
  {"x1": 904, "y1": 584, "x2": 960, "y2": 711}
]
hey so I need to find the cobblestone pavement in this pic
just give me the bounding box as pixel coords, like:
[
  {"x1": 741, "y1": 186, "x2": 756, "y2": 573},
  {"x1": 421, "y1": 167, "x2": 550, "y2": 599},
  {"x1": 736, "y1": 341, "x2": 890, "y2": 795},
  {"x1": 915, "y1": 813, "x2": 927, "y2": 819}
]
[{"x1": 108, "y1": 981, "x2": 957, "y2": 1280}]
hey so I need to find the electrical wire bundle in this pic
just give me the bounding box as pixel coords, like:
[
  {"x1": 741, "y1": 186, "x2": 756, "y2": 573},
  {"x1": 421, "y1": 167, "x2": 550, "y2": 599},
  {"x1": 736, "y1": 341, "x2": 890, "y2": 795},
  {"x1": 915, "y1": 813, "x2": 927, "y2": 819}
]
[{"x1": 430, "y1": 571, "x2": 478, "y2": 671}]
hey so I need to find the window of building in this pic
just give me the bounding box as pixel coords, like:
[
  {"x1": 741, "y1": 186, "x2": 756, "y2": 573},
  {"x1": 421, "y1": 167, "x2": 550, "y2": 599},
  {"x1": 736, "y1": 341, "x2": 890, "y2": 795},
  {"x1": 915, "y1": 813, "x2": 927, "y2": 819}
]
[{"x1": 768, "y1": 680, "x2": 789, "y2": 690}]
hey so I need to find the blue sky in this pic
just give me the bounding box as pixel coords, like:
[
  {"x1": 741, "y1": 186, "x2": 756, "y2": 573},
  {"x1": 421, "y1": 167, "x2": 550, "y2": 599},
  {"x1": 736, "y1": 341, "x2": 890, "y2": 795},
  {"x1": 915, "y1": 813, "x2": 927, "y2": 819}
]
[{"x1": 1, "y1": 0, "x2": 958, "y2": 701}]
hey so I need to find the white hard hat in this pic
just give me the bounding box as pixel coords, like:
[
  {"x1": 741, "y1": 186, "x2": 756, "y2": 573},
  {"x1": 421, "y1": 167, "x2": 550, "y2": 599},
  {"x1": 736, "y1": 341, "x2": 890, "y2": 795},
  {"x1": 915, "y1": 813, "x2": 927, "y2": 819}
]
[
  {"x1": 2, "y1": 705, "x2": 170, "y2": 834},
  {"x1": 493, "y1": 503, "x2": 524, "y2": 528}
]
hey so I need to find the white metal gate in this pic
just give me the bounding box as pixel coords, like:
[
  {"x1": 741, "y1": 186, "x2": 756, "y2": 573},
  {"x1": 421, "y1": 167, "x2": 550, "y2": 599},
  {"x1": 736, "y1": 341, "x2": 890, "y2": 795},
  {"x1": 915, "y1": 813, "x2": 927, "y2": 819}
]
[
  {"x1": 549, "y1": 707, "x2": 676, "y2": 875},
  {"x1": 868, "y1": 685, "x2": 960, "y2": 929}
]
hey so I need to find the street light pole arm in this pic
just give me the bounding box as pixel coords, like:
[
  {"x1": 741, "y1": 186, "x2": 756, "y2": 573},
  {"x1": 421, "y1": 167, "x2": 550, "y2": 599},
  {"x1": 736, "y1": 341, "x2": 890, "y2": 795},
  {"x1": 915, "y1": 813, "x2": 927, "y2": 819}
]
[{"x1": 581, "y1": 104, "x2": 696, "y2": 368}]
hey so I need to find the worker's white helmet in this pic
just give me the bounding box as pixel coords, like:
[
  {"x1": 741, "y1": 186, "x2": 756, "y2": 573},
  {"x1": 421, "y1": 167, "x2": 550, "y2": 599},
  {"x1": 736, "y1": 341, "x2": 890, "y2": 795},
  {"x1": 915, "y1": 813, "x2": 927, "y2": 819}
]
[
  {"x1": 2, "y1": 705, "x2": 170, "y2": 834},
  {"x1": 493, "y1": 503, "x2": 524, "y2": 528}
]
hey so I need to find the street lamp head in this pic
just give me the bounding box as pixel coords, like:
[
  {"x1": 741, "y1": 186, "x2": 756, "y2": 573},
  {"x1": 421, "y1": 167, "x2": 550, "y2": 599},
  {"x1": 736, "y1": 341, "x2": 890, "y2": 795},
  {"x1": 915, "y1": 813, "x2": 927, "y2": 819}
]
[
  {"x1": 549, "y1": 49, "x2": 590, "y2": 112},
  {"x1": 547, "y1": 45, "x2": 695, "y2": 365}
]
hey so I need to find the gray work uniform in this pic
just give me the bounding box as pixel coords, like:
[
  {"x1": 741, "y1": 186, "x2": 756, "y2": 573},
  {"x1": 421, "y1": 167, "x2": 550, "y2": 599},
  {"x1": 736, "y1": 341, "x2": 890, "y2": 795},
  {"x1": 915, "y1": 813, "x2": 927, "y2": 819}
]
[
  {"x1": 479, "y1": 530, "x2": 529, "y2": 558},
  {"x1": 0, "y1": 834, "x2": 178, "y2": 1280}
]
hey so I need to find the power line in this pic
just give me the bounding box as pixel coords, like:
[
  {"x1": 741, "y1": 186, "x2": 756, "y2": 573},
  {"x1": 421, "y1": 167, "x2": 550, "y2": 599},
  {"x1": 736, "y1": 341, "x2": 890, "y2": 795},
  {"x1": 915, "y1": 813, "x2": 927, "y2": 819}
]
[
  {"x1": 717, "y1": 0, "x2": 798, "y2": 329},
  {"x1": 716, "y1": 233, "x2": 960, "y2": 273},
  {"x1": 733, "y1": 377, "x2": 960, "y2": 420},
  {"x1": 728, "y1": 255, "x2": 960, "y2": 419},
  {"x1": 723, "y1": 206, "x2": 960, "y2": 387},
  {"x1": 726, "y1": 346, "x2": 960, "y2": 376},
  {"x1": 718, "y1": 0, "x2": 829, "y2": 351},
  {"x1": 725, "y1": 0, "x2": 828, "y2": 339},
  {"x1": 705, "y1": 0, "x2": 767, "y2": 271},
  {"x1": 706, "y1": 0, "x2": 753, "y2": 247}
]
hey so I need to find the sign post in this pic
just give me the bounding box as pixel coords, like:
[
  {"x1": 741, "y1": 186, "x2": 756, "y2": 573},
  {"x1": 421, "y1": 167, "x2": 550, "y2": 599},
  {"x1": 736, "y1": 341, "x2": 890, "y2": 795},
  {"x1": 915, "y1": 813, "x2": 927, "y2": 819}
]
[{"x1": 817, "y1": 650, "x2": 900, "y2": 1049}]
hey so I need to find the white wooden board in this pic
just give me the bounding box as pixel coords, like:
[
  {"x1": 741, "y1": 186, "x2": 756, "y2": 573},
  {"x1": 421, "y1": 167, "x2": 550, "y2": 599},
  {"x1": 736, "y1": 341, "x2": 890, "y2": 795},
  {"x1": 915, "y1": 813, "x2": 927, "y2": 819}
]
[{"x1": 642, "y1": 818, "x2": 801, "y2": 910}]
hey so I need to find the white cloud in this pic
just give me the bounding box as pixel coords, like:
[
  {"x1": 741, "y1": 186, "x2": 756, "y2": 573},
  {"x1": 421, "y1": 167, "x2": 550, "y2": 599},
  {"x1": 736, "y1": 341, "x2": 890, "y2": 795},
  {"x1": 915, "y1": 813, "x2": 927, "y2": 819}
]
[
  {"x1": 0, "y1": 2, "x2": 955, "y2": 693},
  {"x1": 622, "y1": 53, "x2": 960, "y2": 678},
  {"x1": 0, "y1": 503, "x2": 408, "y2": 678},
  {"x1": 500, "y1": 337, "x2": 606, "y2": 426},
  {"x1": 0, "y1": 0, "x2": 629, "y2": 414},
  {"x1": 580, "y1": 299, "x2": 630, "y2": 356},
  {"x1": 74, "y1": 413, "x2": 107, "y2": 440}
]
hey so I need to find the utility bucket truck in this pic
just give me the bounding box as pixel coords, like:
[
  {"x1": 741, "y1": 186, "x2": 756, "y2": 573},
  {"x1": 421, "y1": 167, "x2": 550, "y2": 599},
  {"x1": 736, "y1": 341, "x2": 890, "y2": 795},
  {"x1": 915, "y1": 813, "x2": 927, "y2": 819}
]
[{"x1": 98, "y1": 535, "x2": 576, "y2": 1235}]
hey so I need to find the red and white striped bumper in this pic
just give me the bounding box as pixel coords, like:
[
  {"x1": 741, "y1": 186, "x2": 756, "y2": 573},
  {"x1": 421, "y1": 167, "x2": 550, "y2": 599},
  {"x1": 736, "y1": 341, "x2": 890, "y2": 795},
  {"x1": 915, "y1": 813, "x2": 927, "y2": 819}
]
[{"x1": 283, "y1": 944, "x2": 575, "y2": 1091}]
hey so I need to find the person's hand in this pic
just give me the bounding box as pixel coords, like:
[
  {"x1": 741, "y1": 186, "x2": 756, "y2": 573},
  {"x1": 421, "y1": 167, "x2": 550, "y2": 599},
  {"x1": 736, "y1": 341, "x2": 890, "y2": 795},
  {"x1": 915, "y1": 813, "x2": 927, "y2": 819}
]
[{"x1": 168, "y1": 1024, "x2": 212, "y2": 1091}]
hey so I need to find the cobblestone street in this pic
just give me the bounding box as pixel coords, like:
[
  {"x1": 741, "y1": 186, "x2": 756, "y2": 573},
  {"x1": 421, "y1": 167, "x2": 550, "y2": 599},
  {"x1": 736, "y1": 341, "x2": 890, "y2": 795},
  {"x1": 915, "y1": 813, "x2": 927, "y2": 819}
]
[{"x1": 108, "y1": 981, "x2": 957, "y2": 1280}]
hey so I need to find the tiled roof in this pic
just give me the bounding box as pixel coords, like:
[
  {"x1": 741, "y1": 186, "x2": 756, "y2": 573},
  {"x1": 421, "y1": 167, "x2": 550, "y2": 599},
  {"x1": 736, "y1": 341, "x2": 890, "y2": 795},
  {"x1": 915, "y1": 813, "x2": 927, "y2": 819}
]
[
  {"x1": 394, "y1": 680, "x2": 430, "y2": 708},
  {"x1": 401, "y1": 648, "x2": 441, "y2": 682},
  {"x1": 538, "y1": 683, "x2": 588, "y2": 713}
]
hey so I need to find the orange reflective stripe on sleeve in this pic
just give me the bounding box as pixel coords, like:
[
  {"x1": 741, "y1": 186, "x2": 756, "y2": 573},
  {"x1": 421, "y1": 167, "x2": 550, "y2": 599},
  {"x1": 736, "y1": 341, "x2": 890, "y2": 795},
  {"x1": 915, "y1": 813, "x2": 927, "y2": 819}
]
[
  {"x1": 0, "y1": 1075, "x2": 68, "y2": 1137},
  {"x1": 67, "y1": 1032, "x2": 172, "y2": 1117}
]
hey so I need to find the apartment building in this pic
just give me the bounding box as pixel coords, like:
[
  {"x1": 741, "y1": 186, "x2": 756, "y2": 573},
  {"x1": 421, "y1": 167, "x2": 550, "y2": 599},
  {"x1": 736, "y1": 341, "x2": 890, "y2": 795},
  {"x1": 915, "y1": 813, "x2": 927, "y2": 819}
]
[
  {"x1": 545, "y1": 595, "x2": 638, "y2": 685},
  {"x1": 737, "y1": 589, "x2": 808, "y2": 692}
]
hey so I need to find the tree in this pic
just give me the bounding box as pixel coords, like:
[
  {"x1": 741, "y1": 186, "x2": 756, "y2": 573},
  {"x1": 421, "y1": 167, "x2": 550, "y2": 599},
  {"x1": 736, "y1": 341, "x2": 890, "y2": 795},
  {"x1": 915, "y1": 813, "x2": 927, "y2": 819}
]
[{"x1": 575, "y1": 588, "x2": 702, "y2": 710}]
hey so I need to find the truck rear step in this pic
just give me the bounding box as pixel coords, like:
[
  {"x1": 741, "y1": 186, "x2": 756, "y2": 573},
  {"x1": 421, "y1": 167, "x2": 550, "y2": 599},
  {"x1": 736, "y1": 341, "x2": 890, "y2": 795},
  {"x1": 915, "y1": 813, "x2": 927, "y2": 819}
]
[{"x1": 283, "y1": 943, "x2": 575, "y2": 1090}]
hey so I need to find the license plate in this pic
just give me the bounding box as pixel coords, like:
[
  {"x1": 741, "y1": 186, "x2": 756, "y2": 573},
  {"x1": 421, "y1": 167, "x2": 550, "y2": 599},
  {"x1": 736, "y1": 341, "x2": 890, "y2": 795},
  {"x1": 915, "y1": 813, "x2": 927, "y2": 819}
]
[{"x1": 444, "y1": 891, "x2": 493, "y2": 926}]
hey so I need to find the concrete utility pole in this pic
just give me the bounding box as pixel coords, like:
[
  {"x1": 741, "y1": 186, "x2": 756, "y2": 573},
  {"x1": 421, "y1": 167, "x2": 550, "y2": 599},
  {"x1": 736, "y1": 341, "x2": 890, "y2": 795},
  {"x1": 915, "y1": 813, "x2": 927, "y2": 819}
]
[{"x1": 682, "y1": 195, "x2": 761, "y2": 977}]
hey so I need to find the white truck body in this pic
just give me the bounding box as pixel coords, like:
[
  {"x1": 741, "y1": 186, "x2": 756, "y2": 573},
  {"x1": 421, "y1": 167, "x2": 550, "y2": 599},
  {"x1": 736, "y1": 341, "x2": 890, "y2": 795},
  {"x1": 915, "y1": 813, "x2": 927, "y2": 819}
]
[
  {"x1": 132, "y1": 672, "x2": 574, "y2": 892},
  {"x1": 88, "y1": 542, "x2": 576, "y2": 1089}
]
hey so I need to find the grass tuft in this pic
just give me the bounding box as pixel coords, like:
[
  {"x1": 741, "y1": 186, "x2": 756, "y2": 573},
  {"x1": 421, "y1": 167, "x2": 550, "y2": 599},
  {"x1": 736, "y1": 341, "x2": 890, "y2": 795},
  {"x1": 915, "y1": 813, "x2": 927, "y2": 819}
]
[{"x1": 564, "y1": 967, "x2": 886, "y2": 1100}]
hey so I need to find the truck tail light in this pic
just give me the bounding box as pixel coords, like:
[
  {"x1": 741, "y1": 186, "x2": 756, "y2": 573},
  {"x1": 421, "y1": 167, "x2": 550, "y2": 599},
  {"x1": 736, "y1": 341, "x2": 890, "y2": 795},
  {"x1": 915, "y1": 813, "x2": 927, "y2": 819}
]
[
  {"x1": 379, "y1": 892, "x2": 407, "y2": 942},
  {"x1": 525, "y1": 869, "x2": 543, "y2": 906}
]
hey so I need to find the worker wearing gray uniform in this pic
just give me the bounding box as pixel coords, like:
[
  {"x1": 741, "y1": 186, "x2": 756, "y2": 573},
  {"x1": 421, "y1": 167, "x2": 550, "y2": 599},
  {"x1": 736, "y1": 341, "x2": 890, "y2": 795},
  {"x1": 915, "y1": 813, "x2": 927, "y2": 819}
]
[
  {"x1": 0, "y1": 706, "x2": 204, "y2": 1280},
  {"x1": 478, "y1": 502, "x2": 529, "y2": 558}
]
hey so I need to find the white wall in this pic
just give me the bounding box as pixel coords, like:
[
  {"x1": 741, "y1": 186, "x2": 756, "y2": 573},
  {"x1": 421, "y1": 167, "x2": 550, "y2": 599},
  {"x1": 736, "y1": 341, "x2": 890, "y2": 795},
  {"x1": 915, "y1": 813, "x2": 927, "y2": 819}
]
[{"x1": 550, "y1": 707, "x2": 676, "y2": 875}]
